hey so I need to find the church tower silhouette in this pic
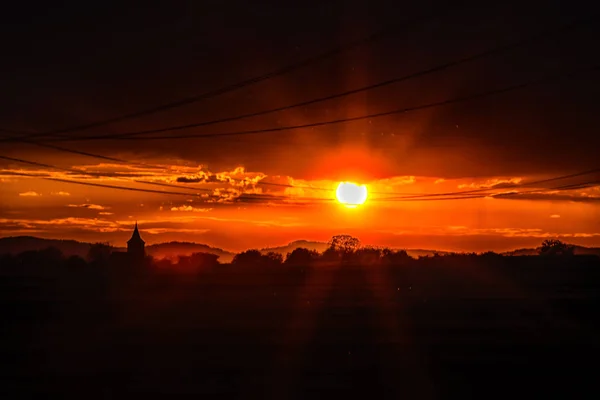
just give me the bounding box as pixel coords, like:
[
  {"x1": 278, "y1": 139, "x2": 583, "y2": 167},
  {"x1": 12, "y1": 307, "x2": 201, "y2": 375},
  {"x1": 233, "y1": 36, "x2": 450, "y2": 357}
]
[{"x1": 127, "y1": 222, "x2": 145, "y2": 261}]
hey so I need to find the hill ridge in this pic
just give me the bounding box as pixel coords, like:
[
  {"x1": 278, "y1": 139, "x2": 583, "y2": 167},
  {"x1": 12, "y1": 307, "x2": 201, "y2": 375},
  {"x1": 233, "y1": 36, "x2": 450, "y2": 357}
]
[{"x1": 1, "y1": 236, "x2": 599, "y2": 262}]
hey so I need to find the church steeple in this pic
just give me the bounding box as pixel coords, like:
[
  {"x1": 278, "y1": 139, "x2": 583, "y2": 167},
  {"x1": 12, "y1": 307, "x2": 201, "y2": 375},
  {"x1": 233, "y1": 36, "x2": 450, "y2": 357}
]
[{"x1": 127, "y1": 221, "x2": 145, "y2": 261}]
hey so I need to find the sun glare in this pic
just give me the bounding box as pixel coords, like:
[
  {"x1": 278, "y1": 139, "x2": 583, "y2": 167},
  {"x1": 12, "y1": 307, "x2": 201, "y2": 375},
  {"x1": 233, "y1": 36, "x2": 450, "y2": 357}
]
[{"x1": 336, "y1": 182, "x2": 368, "y2": 208}]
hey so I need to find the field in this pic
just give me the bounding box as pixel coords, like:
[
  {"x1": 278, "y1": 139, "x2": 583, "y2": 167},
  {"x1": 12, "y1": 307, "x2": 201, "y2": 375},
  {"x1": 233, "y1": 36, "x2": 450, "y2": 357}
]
[{"x1": 1, "y1": 256, "x2": 599, "y2": 399}]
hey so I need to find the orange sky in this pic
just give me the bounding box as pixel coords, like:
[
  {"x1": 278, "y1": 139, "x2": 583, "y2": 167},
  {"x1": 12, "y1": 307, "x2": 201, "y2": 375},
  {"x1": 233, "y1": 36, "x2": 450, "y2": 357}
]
[
  {"x1": 1, "y1": 1, "x2": 599, "y2": 252},
  {"x1": 1, "y1": 151, "x2": 599, "y2": 252}
]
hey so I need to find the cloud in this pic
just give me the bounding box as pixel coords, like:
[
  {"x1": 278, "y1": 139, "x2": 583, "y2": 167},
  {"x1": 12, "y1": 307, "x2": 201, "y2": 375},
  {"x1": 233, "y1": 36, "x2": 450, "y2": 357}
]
[
  {"x1": 176, "y1": 166, "x2": 266, "y2": 188},
  {"x1": 68, "y1": 204, "x2": 109, "y2": 210},
  {"x1": 550, "y1": 214, "x2": 561, "y2": 218},
  {"x1": 177, "y1": 176, "x2": 205, "y2": 183},
  {"x1": 458, "y1": 177, "x2": 523, "y2": 190},
  {"x1": 51, "y1": 191, "x2": 71, "y2": 196},
  {"x1": 19, "y1": 191, "x2": 41, "y2": 197},
  {"x1": 144, "y1": 228, "x2": 210, "y2": 234},
  {"x1": 206, "y1": 187, "x2": 243, "y2": 203},
  {"x1": 0, "y1": 217, "x2": 123, "y2": 232},
  {"x1": 176, "y1": 172, "x2": 217, "y2": 184},
  {"x1": 372, "y1": 176, "x2": 416, "y2": 188},
  {"x1": 0, "y1": 216, "x2": 214, "y2": 238},
  {"x1": 194, "y1": 215, "x2": 306, "y2": 228},
  {"x1": 434, "y1": 179, "x2": 445, "y2": 184},
  {"x1": 170, "y1": 205, "x2": 212, "y2": 212},
  {"x1": 99, "y1": 212, "x2": 114, "y2": 216}
]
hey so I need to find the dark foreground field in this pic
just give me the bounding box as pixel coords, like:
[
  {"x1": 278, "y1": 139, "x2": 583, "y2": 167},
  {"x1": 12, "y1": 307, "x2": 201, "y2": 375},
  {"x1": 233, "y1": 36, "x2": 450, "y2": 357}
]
[{"x1": 2, "y1": 256, "x2": 600, "y2": 399}]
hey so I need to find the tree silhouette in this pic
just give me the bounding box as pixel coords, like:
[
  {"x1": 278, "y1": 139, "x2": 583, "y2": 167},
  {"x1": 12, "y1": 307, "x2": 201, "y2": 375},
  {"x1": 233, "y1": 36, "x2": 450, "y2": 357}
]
[
  {"x1": 285, "y1": 248, "x2": 320, "y2": 266},
  {"x1": 382, "y1": 249, "x2": 411, "y2": 264},
  {"x1": 232, "y1": 250, "x2": 264, "y2": 266},
  {"x1": 87, "y1": 242, "x2": 113, "y2": 264},
  {"x1": 539, "y1": 239, "x2": 574, "y2": 256},
  {"x1": 190, "y1": 252, "x2": 220, "y2": 268},
  {"x1": 39, "y1": 247, "x2": 65, "y2": 267},
  {"x1": 356, "y1": 246, "x2": 383, "y2": 265},
  {"x1": 66, "y1": 255, "x2": 87, "y2": 270},
  {"x1": 264, "y1": 252, "x2": 284, "y2": 266},
  {"x1": 328, "y1": 235, "x2": 361, "y2": 253}
]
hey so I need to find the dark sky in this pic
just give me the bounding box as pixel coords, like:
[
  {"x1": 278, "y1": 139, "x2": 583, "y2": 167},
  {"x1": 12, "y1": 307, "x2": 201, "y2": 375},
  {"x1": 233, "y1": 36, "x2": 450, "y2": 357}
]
[{"x1": 1, "y1": 0, "x2": 599, "y2": 179}]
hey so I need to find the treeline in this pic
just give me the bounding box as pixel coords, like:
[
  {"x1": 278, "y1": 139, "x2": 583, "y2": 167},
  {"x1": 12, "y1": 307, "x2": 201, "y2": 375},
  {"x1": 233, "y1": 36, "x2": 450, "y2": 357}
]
[{"x1": 0, "y1": 235, "x2": 586, "y2": 275}]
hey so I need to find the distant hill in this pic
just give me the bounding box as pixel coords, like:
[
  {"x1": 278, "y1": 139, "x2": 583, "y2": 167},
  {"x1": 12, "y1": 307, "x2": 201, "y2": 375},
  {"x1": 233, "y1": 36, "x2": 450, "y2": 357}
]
[
  {"x1": 503, "y1": 245, "x2": 600, "y2": 257},
  {"x1": 0, "y1": 236, "x2": 98, "y2": 258},
  {"x1": 502, "y1": 248, "x2": 539, "y2": 256},
  {"x1": 259, "y1": 240, "x2": 330, "y2": 256},
  {"x1": 1, "y1": 236, "x2": 598, "y2": 262},
  {"x1": 0, "y1": 237, "x2": 450, "y2": 261},
  {"x1": 0, "y1": 237, "x2": 236, "y2": 263},
  {"x1": 259, "y1": 240, "x2": 449, "y2": 258},
  {"x1": 146, "y1": 242, "x2": 236, "y2": 263}
]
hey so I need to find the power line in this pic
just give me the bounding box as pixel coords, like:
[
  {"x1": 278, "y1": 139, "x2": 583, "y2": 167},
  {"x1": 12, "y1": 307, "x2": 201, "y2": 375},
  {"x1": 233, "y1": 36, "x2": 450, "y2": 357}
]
[
  {"x1": 4, "y1": 154, "x2": 599, "y2": 203},
  {"x1": 5, "y1": 171, "x2": 335, "y2": 203},
  {"x1": 0, "y1": 152, "x2": 341, "y2": 193},
  {"x1": 6, "y1": 140, "x2": 330, "y2": 192},
  {"x1": 3, "y1": 12, "x2": 591, "y2": 192},
  {"x1": 44, "y1": 65, "x2": 598, "y2": 142},
  {"x1": 6, "y1": 12, "x2": 587, "y2": 181},
  {"x1": 4, "y1": 171, "x2": 213, "y2": 198},
  {"x1": 20, "y1": 141, "x2": 168, "y2": 170},
  {"x1": 7, "y1": 169, "x2": 596, "y2": 204},
  {"x1": 0, "y1": 5, "x2": 456, "y2": 143},
  {"x1": 0, "y1": 146, "x2": 473, "y2": 196},
  {"x1": 0, "y1": 155, "x2": 336, "y2": 201},
  {"x1": 375, "y1": 167, "x2": 600, "y2": 200},
  {"x1": 0, "y1": 155, "x2": 212, "y2": 193},
  {"x1": 492, "y1": 180, "x2": 600, "y2": 198},
  {"x1": 42, "y1": 14, "x2": 594, "y2": 142},
  {"x1": 374, "y1": 179, "x2": 600, "y2": 202},
  {"x1": 0, "y1": 149, "x2": 342, "y2": 193}
]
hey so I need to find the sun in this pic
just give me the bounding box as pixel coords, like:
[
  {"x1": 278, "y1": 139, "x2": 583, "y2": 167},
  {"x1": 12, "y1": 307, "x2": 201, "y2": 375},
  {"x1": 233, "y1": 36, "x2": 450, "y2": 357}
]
[{"x1": 336, "y1": 182, "x2": 368, "y2": 208}]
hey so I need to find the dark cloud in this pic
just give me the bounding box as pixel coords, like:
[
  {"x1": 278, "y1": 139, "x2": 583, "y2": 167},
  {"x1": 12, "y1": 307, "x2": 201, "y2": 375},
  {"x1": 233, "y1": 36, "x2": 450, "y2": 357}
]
[
  {"x1": 177, "y1": 177, "x2": 203, "y2": 183},
  {"x1": 176, "y1": 175, "x2": 220, "y2": 184}
]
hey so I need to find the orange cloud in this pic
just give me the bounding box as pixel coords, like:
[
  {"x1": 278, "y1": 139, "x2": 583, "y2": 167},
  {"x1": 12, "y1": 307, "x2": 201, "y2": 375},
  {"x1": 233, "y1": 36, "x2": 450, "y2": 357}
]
[
  {"x1": 19, "y1": 191, "x2": 42, "y2": 197},
  {"x1": 68, "y1": 204, "x2": 109, "y2": 210},
  {"x1": 458, "y1": 177, "x2": 523, "y2": 190},
  {"x1": 170, "y1": 205, "x2": 212, "y2": 212}
]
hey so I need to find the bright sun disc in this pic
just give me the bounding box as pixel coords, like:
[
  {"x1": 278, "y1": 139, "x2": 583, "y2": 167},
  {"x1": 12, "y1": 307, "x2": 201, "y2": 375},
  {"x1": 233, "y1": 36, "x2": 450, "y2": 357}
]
[{"x1": 336, "y1": 182, "x2": 368, "y2": 208}]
